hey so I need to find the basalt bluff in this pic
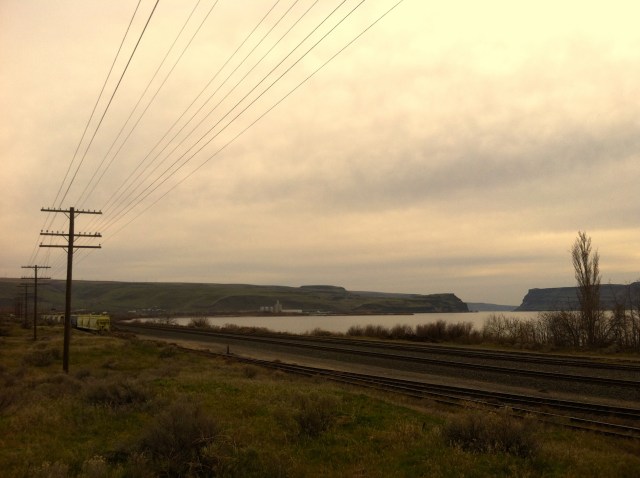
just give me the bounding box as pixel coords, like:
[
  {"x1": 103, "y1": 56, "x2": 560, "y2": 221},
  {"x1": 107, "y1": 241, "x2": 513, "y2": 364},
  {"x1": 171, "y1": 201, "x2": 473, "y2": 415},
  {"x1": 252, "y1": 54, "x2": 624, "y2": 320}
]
[{"x1": 515, "y1": 282, "x2": 640, "y2": 311}]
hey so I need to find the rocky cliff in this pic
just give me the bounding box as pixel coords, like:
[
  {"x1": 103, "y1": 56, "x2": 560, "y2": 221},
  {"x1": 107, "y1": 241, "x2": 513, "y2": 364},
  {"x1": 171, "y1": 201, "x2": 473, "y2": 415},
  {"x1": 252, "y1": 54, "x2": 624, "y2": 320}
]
[{"x1": 516, "y1": 282, "x2": 640, "y2": 311}]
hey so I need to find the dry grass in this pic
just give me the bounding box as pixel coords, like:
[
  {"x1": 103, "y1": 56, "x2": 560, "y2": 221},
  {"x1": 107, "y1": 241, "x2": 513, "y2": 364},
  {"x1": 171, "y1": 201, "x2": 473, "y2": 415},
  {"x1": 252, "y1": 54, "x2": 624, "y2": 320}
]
[
  {"x1": 0, "y1": 317, "x2": 639, "y2": 477},
  {"x1": 442, "y1": 408, "x2": 539, "y2": 458}
]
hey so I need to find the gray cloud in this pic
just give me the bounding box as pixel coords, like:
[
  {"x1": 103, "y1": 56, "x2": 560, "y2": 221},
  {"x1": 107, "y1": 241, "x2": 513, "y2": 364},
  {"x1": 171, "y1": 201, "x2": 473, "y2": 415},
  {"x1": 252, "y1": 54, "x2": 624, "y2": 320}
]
[{"x1": 2, "y1": 1, "x2": 640, "y2": 304}]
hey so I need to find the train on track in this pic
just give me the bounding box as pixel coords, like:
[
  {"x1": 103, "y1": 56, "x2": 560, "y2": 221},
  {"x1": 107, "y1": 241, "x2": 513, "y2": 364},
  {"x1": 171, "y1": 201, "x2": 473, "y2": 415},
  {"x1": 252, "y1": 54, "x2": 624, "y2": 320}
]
[{"x1": 40, "y1": 312, "x2": 111, "y2": 332}]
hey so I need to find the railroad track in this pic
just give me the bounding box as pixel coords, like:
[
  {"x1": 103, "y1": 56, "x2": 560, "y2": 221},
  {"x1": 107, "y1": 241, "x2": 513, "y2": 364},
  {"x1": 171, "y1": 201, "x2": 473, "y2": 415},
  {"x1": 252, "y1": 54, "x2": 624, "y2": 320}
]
[
  {"x1": 116, "y1": 323, "x2": 640, "y2": 391},
  {"x1": 117, "y1": 322, "x2": 640, "y2": 438},
  {"x1": 224, "y1": 350, "x2": 640, "y2": 439},
  {"x1": 294, "y1": 335, "x2": 640, "y2": 373}
]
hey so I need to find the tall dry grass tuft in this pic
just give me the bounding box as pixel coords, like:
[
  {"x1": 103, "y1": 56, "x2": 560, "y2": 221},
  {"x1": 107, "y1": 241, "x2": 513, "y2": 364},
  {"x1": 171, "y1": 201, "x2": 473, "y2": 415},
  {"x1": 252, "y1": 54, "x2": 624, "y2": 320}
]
[
  {"x1": 188, "y1": 317, "x2": 211, "y2": 328},
  {"x1": 137, "y1": 400, "x2": 219, "y2": 477},
  {"x1": 443, "y1": 408, "x2": 539, "y2": 458},
  {"x1": 84, "y1": 378, "x2": 150, "y2": 408},
  {"x1": 22, "y1": 347, "x2": 61, "y2": 367},
  {"x1": 31, "y1": 461, "x2": 69, "y2": 478},
  {"x1": 292, "y1": 392, "x2": 342, "y2": 438}
]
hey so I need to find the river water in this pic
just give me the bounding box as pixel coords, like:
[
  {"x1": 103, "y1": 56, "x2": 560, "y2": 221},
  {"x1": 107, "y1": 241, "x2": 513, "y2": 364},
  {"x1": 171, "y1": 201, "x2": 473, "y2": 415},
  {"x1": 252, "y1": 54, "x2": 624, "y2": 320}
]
[{"x1": 140, "y1": 311, "x2": 542, "y2": 335}]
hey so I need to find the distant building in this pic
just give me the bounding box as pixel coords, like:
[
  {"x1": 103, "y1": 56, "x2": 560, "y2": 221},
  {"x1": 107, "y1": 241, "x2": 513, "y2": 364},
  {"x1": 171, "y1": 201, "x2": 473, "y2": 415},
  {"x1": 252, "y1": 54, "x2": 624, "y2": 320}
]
[{"x1": 259, "y1": 300, "x2": 302, "y2": 314}]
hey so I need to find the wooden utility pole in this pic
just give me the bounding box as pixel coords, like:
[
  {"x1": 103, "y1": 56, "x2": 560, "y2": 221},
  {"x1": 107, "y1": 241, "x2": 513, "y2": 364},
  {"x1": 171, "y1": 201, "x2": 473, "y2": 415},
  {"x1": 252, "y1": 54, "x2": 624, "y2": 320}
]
[
  {"x1": 17, "y1": 283, "x2": 30, "y2": 328},
  {"x1": 40, "y1": 207, "x2": 102, "y2": 372},
  {"x1": 21, "y1": 265, "x2": 51, "y2": 340}
]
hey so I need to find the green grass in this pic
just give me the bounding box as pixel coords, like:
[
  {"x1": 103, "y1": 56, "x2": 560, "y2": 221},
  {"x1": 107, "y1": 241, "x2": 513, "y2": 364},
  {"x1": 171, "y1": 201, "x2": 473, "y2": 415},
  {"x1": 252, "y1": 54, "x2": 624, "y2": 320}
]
[{"x1": 0, "y1": 317, "x2": 639, "y2": 477}]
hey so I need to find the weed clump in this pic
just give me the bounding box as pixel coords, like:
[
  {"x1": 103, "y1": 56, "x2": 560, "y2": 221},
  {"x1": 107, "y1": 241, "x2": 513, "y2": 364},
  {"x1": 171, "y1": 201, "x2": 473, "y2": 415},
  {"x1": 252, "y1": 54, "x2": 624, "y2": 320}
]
[
  {"x1": 136, "y1": 401, "x2": 219, "y2": 476},
  {"x1": 443, "y1": 409, "x2": 539, "y2": 457},
  {"x1": 188, "y1": 317, "x2": 211, "y2": 328},
  {"x1": 159, "y1": 344, "x2": 178, "y2": 358},
  {"x1": 84, "y1": 378, "x2": 150, "y2": 408},
  {"x1": 22, "y1": 347, "x2": 61, "y2": 367},
  {"x1": 293, "y1": 392, "x2": 342, "y2": 438}
]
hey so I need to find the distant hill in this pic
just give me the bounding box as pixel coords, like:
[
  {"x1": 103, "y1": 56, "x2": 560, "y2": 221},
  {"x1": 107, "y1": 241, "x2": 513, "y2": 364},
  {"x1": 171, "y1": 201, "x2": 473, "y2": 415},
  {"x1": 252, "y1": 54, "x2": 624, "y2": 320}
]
[
  {"x1": 0, "y1": 279, "x2": 468, "y2": 317},
  {"x1": 515, "y1": 282, "x2": 640, "y2": 311}
]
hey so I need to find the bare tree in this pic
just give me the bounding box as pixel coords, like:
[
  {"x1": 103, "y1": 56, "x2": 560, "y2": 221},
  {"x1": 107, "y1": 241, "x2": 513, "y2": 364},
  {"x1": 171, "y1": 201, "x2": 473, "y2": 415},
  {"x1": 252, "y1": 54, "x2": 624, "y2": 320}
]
[
  {"x1": 626, "y1": 281, "x2": 640, "y2": 349},
  {"x1": 571, "y1": 231, "x2": 603, "y2": 347}
]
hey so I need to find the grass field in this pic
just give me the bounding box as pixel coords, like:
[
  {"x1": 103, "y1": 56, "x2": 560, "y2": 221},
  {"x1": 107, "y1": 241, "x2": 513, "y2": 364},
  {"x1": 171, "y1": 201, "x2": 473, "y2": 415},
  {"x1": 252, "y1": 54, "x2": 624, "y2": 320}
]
[{"x1": 0, "y1": 317, "x2": 639, "y2": 477}]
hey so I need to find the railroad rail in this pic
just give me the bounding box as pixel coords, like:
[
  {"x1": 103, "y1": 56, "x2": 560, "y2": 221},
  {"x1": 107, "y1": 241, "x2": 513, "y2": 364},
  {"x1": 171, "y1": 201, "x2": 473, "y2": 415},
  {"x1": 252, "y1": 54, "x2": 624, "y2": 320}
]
[
  {"x1": 117, "y1": 322, "x2": 640, "y2": 438},
  {"x1": 206, "y1": 348, "x2": 640, "y2": 439},
  {"x1": 116, "y1": 322, "x2": 640, "y2": 392}
]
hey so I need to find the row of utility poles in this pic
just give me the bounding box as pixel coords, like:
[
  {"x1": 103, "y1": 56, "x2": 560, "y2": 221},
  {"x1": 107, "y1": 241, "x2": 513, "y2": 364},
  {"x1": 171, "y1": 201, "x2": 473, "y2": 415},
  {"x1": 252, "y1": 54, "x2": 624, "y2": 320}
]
[
  {"x1": 20, "y1": 265, "x2": 50, "y2": 340},
  {"x1": 19, "y1": 207, "x2": 101, "y2": 373}
]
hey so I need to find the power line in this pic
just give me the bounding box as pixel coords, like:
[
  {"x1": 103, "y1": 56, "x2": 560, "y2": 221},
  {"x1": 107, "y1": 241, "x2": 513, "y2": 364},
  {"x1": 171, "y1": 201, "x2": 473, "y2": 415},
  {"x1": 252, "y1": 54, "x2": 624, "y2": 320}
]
[
  {"x1": 91, "y1": 0, "x2": 285, "y2": 227},
  {"x1": 31, "y1": 0, "x2": 161, "y2": 272},
  {"x1": 104, "y1": 0, "x2": 314, "y2": 226},
  {"x1": 34, "y1": 0, "x2": 407, "y2": 275},
  {"x1": 76, "y1": 0, "x2": 222, "y2": 209},
  {"x1": 98, "y1": 0, "x2": 352, "y2": 234},
  {"x1": 101, "y1": 0, "x2": 406, "y2": 239},
  {"x1": 27, "y1": 0, "x2": 144, "y2": 267},
  {"x1": 53, "y1": 0, "x2": 146, "y2": 210},
  {"x1": 57, "y1": 0, "x2": 161, "y2": 209}
]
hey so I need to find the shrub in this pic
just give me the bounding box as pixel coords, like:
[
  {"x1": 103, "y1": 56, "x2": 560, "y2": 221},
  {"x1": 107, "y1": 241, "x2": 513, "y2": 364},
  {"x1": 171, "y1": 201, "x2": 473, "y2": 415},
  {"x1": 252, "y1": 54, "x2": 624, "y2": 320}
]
[
  {"x1": 189, "y1": 317, "x2": 211, "y2": 328},
  {"x1": 158, "y1": 345, "x2": 178, "y2": 358},
  {"x1": 307, "y1": 328, "x2": 334, "y2": 336},
  {"x1": 293, "y1": 392, "x2": 341, "y2": 438},
  {"x1": 31, "y1": 461, "x2": 69, "y2": 478},
  {"x1": 390, "y1": 324, "x2": 415, "y2": 340},
  {"x1": 415, "y1": 321, "x2": 448, "y2": 342},
  {"x1": 137, "y1": 401, "x2": 219, "y2": 477},
  {"x1": 84, "y1": 378, "x2": 150, "y2": 408},
  {"x1": 443, "y1": 409, "x2": 538, "y2": 457},
  {"x1": 78, "y1": 455, "x2": 109, "y2": 478},
  {"x1": 347, "y1": 325, "x2": 364, "y2": 336},
  {"x1": 22, "y1": 348, "x2": 61, "y2": 367}
]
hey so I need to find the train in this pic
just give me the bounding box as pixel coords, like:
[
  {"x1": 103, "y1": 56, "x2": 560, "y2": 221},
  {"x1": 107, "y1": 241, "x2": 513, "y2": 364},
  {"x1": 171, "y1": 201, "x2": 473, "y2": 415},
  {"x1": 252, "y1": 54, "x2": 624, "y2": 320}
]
[
  {"x1": 40, "y1": 312, "x2": 111, "y2": 332},
  {"x1": 72, "y1": 313, "x2": 111, "y2": 332}
]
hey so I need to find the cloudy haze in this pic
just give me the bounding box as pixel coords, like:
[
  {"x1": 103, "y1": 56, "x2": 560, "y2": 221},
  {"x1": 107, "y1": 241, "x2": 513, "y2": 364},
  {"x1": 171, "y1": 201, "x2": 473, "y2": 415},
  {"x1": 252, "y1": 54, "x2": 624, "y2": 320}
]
[{"x1": 1, "y1": 0, "x2": 640, "y2": 305}]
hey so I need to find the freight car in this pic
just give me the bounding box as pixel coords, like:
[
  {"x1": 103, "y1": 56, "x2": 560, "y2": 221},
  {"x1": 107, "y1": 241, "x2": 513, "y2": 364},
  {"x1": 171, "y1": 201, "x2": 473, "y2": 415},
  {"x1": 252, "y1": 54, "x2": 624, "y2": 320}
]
[
  {"x1": 40, "y1": 313, "x2": 65, "y2": 324},
  {"x1": 71, "y1": 313, "x2": 111, "y2": 332}
]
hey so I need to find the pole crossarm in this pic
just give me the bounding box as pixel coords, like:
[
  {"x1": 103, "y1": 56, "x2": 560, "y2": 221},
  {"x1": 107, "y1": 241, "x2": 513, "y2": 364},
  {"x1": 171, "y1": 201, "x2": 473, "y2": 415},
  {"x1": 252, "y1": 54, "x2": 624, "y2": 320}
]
[
  {"x1": 41, "y1": 207, "x2": 102, "y2": 215},
  {"x1": 40, "y1": 244, "x2": 102, "y2": 249},
  {"x1": 41, "y1": 232, "x2": 101, "y2": 237}
]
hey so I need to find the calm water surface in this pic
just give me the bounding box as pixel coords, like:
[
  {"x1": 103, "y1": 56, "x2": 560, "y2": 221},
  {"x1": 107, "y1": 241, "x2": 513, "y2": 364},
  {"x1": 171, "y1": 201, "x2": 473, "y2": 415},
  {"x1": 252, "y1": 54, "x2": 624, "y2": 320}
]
[{"x1": 142, "y1": 311, "x2": 542, "y2": 335}]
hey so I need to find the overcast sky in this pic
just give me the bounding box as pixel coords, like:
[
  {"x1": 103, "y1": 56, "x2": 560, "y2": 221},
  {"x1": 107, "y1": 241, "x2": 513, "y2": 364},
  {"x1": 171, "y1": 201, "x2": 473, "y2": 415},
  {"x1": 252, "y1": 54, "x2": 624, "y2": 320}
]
[{"x1": 1, "y1": 0, "x2": 640, "y2": 306}]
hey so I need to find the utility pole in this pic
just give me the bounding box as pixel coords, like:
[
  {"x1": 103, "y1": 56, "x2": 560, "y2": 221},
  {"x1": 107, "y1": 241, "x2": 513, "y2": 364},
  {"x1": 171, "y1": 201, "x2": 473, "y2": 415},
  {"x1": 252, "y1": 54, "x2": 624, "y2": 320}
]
[
  {"x1": 17, "y1": 283, "x2": 30, "y2": 328},
  {"x1": 40, "y1": 207, "x2": 102, "y2": 372},
  {"x1": 21, "y1": 265, "x2": 51, "y2": 340}
]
